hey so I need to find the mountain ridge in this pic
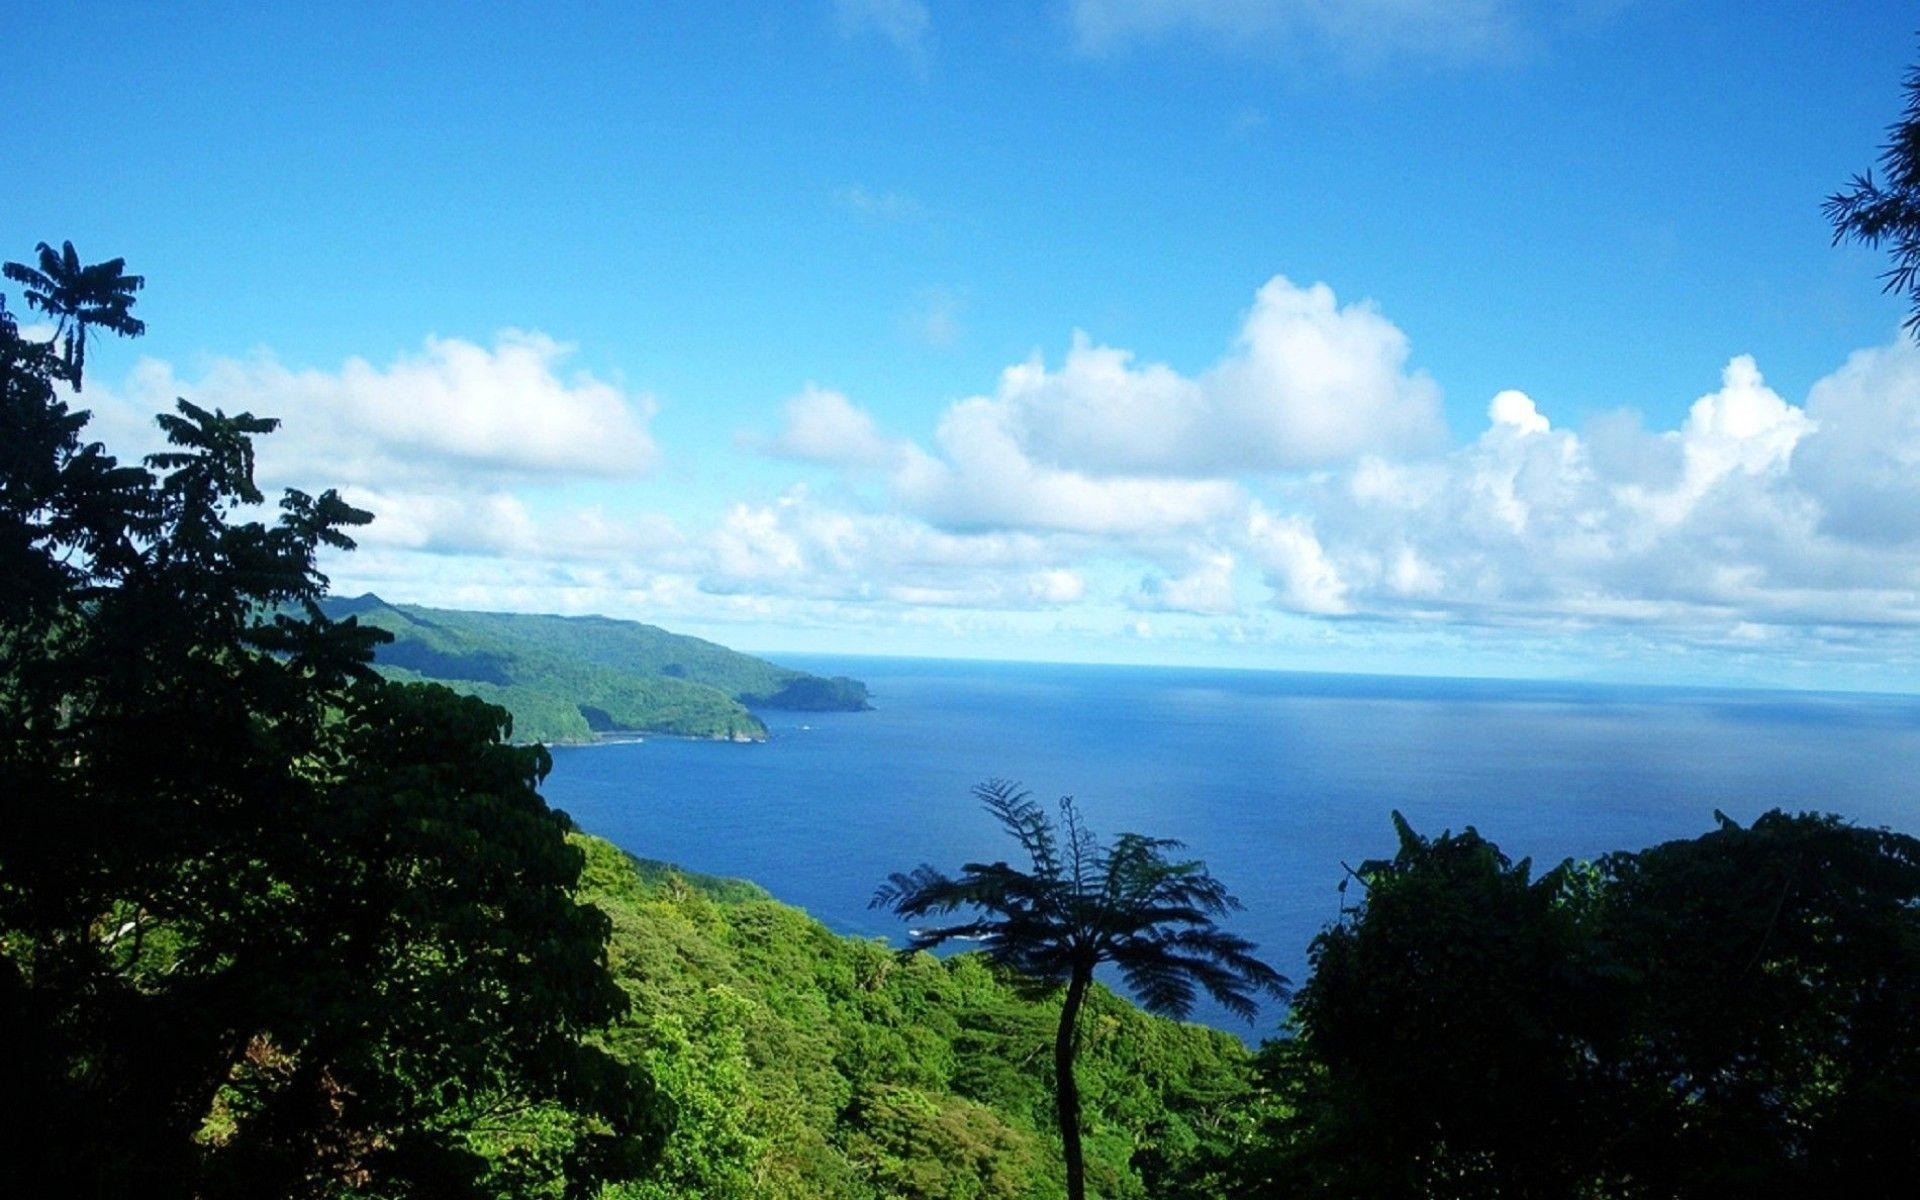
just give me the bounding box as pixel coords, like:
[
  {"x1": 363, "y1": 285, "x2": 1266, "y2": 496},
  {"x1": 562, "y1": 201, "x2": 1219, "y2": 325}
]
[{"x1": 318, "y1": 593, "x2": 870, "y2": 744}]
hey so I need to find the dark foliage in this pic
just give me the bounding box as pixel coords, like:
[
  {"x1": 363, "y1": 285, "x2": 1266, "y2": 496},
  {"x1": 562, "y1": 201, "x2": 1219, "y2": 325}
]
[
  {"x1": 1828, "y1": 49, "x2": 1920, "y2": 331},
  {"x1": 744, "y1": 674, "x2": 873, "y2": 712},
  {"x1": 3, "y1": 240, "x2": 144, "y2": 388},
  {"x1": 1243, "y1": 810, "x2": 1920, "y2": 1199},
  {"x1": 0, "y1": 251, "x2": 656, "y2": 1197}
]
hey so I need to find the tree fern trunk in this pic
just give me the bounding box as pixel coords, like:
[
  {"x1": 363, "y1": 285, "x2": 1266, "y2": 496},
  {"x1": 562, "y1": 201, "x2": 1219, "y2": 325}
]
[{"x1": 1055, "y1": 966, "x2": 1091, "y2": 1200}]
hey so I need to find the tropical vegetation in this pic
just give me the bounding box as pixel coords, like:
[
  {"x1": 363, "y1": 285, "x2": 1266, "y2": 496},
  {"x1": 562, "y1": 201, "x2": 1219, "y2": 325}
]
[
  {"x1": 579, "y1": 834, "x2": 1257, "y2": 1200},
  {"x1": 1828, "y1": 50, "x2": 1920, "y2": 329},
  {"x1": 5, "y1": 50, "x2": 1920, "y2": 1196},
  {"x1": 1240, "y1": 809, "x2": 1920, "y2": 1198},
  {"x1": 316, "y1": 593, "x2": 870, "y2": 744},
  {"x1": 2, "y1": 239, "x2": 144, "y2": 388},
  {"x1": 872, "y1": 782, "x2": 1286, "y2": 1200},
  {"x1": 1, "y1": 248, "x2": 655, "y2": 1197}
]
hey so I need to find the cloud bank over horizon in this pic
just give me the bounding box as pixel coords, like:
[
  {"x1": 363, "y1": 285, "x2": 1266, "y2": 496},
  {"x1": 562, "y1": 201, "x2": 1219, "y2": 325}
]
[{"x1": 71, "y1": 276, "x2": 1920, "y2": 688}]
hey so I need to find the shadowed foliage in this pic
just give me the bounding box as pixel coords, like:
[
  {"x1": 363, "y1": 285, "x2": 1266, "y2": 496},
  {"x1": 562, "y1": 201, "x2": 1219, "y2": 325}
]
[
  {"x1": 1240, "y1": 810, "x2": 1920, "y2": 1200},
  {"x1": 3, "y1": 240, "x2": 145, "y2": 389},
  {"x1": 1, "y1": 248, "x2": 657, "y2": 1197},
  {"x1": 1828, "y1": 49, "x2": 1920, "y2": 332}
]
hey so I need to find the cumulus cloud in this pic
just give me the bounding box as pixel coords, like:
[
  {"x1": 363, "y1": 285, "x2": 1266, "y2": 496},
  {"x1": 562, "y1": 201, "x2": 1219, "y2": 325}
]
[
  {"x1": 76, "y1": 331, "x2": 669, "y2": 594},
  {"x1": 1794, "y1": 339, "x2": 1920, "y2": 545},
  {"x1": 996, "y1": 277, "x2": 1443, "y2": 475},
  {"x1": 892, "y1": 396, "x2": 1246, "y2": 535},
  {"x1": 296, "y1": 328, "x2": 1920, "y2": 681},
  {"x1": 1069, "y1": 0, "x2": 1520, "y2": 66},
  {"x1": 1204, "y1": 276, "x2": 1445, "y2": 465},
  {"x1": 1270, "y1": 345, "x2": 1920, "y2": 632},
  {"x1": 1132, "y1": 550, "x2": 1240, "y2": 615},
  {"x1": 339, "y1": 486, "x2": 684, "y2": 561},
  {"x1": 742, "y1": 287, "x2": 1920, "y2": 651},
  {"x1": 1247, "y1": 507, "x2": 1349, "y2": 614},
  {"x1": 857, "y1": 275, "x2": 1436, "y2": 537},
  {"x1": 983, "y1": 276, "x2": 1443, "y2": 472},
  {"x1": 769, "y1": 384, "x2": 903, "y2": 468},
  {"x1": 99, "y1": 331, "x2": 657, "y2": 490},
  {"x1": 68, "y1": 292, "x2": 1920, "y2": 676},
  {"x1": 699, "y1": 488, "x2": 1084, "y2": 609}
]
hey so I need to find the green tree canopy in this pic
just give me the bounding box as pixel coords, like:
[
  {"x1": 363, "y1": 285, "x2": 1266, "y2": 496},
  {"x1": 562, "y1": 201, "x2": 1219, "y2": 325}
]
[{"x1": 0, "y1": 252, "x2": 656, "y2": 1197}]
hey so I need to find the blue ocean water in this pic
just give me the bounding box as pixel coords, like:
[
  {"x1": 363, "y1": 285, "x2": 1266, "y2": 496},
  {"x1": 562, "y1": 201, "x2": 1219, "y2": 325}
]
[{"x1": 543, "y1": 657, "x2": 1920, "y2": 1040}]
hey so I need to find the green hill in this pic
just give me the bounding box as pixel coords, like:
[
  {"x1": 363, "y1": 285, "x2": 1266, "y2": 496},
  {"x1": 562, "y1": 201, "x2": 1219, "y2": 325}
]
[
  {"x1": 317, "y1": 594, "x2": 870, "y2": 744},
  {"x1": 573, "y1": 835, "x2": 1255, "y2": 1200}
]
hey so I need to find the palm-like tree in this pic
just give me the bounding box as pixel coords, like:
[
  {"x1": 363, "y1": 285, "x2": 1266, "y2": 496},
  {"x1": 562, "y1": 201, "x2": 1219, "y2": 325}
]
[
  {"x1": 1827, "y1": 55, "x2": 1920, "y2": 333},
  {"x1": 873, "y1": 780, "x2": 1286, "y2": 1200},
  {"x1": 3, "y1": 240, "x2": 146, "y2": 389}
]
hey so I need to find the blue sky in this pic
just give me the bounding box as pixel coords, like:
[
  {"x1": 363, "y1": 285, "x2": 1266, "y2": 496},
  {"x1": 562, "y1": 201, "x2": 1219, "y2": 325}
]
[{"x1": 7, "y1": 1, "x2": 1920, "y2": 688}]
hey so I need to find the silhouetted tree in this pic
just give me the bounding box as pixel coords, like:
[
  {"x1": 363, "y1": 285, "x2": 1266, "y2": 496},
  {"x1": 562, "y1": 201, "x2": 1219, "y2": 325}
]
[
  {"x1": 0, "y1": 249, "x2": 657, "y2": 1197},
  {"x1": 1247, "y1": 810, "x2": 1920, "y2": 1200},
  {"x1": 1248, "y1": 815, "x2": 1619, "y2": 1200},
  {"x1": 3, "y1": 240, "x2": 145, "y2": 388},
  {"x1": 1594, "y1": 810, "x2": 1920, "y2": 1197},
  {"x1": 873, "y1": 780, "x2": 1286, "y2": 1200},
  {"x1": 1828, "y1": 49, "x2": 1920, "y2": 332}
]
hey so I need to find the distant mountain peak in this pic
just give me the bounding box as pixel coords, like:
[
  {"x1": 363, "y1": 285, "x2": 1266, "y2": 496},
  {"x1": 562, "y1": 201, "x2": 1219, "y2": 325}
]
[{"x1": 326, "y1": 592, "x2": 397, "y2": 617}]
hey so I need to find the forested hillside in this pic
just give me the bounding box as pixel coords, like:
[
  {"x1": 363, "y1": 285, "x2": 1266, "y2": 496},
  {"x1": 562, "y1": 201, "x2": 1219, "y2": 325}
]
[
  {"x1": 573, "y1": 836, "x2": 1256, "y2": 1200},
  {"x1": 318, "y1": 594, "x2": 870, "y2": 744}
]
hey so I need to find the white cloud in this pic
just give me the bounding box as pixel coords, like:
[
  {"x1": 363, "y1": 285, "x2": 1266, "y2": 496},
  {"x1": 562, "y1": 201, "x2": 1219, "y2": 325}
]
[
  {"x1": 1132, "y1": 550, "x2": 1240, "y2": 615},
  {"x1": 1203, "y1": 276, "x2": 1445, "y2": 466},
  {"x1": 1488, "y1": 388, "x2": 1549, "y2": 435},
  {"x1": 893, "y1": 395, "x2": 1246, "y2": 535},
  {"x1": 738, "y1": 292, "x2": 1920, "y2": 651},
  {"x1": 1672, "y1": 355, "x2": 1811, "y2": 499},
  {"x1": 699, "y1": 488, "x2": 1084, "y2": 610},
  {"x1": 1269, "y1": 344, "x2": 1920, "y2": 632},
  {"x1": 340, "y1": 486, "x2": 684, "y2": 561},
  {"x1": 994, "y1": 276, "x2": 1443, "y2": 476},
  {"x1": 769, "y1": 384, "x2": 903, "y2": 468},
  {"x1": 65, "y1": 295, "x2": 1920, "y2": 681},
  {"x1": 1069, "y1": 0, "x2": 1519, "y2": 66},
  {"x1": 1027, "y1": 568, "x2": 1088, "y2": 605},
  {"x1": 100, "y1": 331, "x2": 657, "y2": 490},
  {"x1": 77, "y1": 332, "x2": 669, "y2": 607},
  {"x1": 1247, "y1": 507, "x2": 1349, "y2": 614},
  {"x1": 863, "y1": 275, "x2": 1436, "y2": 537},
  {"x1": 1792, "y1": 339, "x2": 1920, "y2": 545}
]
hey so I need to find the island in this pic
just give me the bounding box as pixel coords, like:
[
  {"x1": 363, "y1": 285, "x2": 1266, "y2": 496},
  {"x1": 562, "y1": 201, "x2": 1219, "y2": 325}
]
[{"x1": 316, "y1": 593, "x2": 870, "y2": 744}]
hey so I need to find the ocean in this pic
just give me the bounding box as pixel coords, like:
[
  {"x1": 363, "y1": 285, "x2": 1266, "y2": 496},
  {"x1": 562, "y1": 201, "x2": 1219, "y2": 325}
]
[{"x1": 543, "y1": 656, "x2": 1920, "y2": 1040}]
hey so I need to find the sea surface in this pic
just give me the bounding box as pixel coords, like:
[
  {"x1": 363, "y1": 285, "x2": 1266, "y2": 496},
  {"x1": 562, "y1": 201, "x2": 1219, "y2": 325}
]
[{"x1": 544, "y1": 657, "x2": 1920, "y2": 1039}]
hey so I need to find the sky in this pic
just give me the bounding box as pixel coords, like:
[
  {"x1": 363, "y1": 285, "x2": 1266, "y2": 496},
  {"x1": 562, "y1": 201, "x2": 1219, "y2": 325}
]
[{"x1": 6, "y1": 1, "x2": 1920, "y2": 689}]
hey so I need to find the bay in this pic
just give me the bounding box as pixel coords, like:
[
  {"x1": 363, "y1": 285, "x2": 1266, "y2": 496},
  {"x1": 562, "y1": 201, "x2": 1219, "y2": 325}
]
[{"x1": 544, "y1": 656, "x2": 1920, "y2": 1040}]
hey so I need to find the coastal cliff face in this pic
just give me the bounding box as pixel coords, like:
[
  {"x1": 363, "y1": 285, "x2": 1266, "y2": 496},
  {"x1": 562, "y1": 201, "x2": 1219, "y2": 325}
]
[{"x1": 318, "y1": 594, "x2": 870, "y2": 744}]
